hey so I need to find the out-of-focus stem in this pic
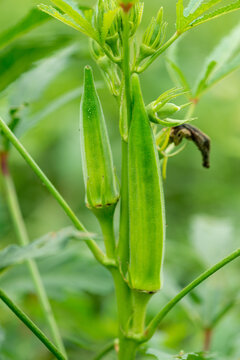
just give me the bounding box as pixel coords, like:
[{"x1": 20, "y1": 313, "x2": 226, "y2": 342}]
[{"x1": 1, "y1": 152, "x2": 67, "y2": 358}]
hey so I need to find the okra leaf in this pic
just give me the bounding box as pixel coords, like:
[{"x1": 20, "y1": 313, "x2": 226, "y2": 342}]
[
  {"x1": 193, "y1": 23, "x2": 240, "y2": 96},
  {"x1": 9, "y1": 45, "x2": 76, "y2": 106},
  {"x1": 183, "y1": 0, "x2": 205, "y2": 17},
  {"x1": 188, "y1": 0, "x2": 240, "y2": 29},
  {"x1": 101, "y1": 9, "x2": 118, "y2": 43},
  {"x1": 176, "y1": 0, "x2": 240, "y2": 32},
  {"x1": 0, "y1": 227, "x2": 94, "y2": 272},
  {"x1": 0, "y1": 8, "x2": 50, "y2": 51},
  {"x1": 0, "y1": 243, "x2": 112, "y2": 298},
  {"x1": 40, "y1": 0, "x2": 97, "y2": 39},
  {"x1": 38, "y1": 4, "x2": 92, "y2": 37},
  {"x1": 18, "y1": 86, "x2": 84, "y2": 135},
  {"x1": 194, "y1": 60, "x2": 217, "y2": 96},
  {"x1": 0, "y1": 36, "x2": 71, "y2": 93},
  {"x1": 165, "y1": 58, "x2": 191, "y2": 96},
  {"x1": 20, "y1": 80, "x2": 102, "y2": 135},
  {"x1": 183, "y1": 0, "x2": 222, "y2": 24},
  {"x1": 208, "y1": 51, "x2": 240, "y2": 87},
  {"x1": 176, "y1": 0, "x2": 184, "y2": 31}
]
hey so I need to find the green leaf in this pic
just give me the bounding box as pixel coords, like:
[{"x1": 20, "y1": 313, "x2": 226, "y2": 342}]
[
  {"x1": 184, "y1": 0, "x2": 222, "y2": 24},
  {"x1": 208, "y1": 51, "x2": 240, "y2": 87},
  {"x1": 194, "y1": 60, "x2": 217, "y2": 96},
  {"x1": 166, "y1": 58, "x2": 191, "y2": 95},
  {"x1": 17, "y1": 80, "x2": 102, "y2": 136},
  {"x1": 194, "y1": 23, "x2": 240, "y2": 96},
  {"x1": 176, "y1": 0, "x2": 184, "y2": 31},
  {"x1": 0, "y1": 244, "x2": 112, "y2": 298},
  {"x1": 188, "y1": 0, "x2": 240, "y2": 29},
  {"x1": 0, "y1": 36, "x2": 71, "y2": 93},
  {"x1": 101, "y1": 9, "x2": 118, "y2": 43},
  {"x1": 42, "y1": 0, "x2": 97, "y2": 39},
  {"x1": 176, "y1": 0, "x2": 240, "y2": 32},
  {"x1": 0, "y1": 8, "x2": 50, "y2": 51},
  {"x1": 18, "y1": 87, "x2": 84, "y2": 135},
  {"x1": 183, "y1": 0, "x2": 205, "y2": 17},
  {"x1": 38, "y1": 4, "x2": 91, "y2": 36},
  {"x1": 0, "y1": 227, "x2": 93, "y2": 272},
  {"x1": 8, "y1": 45, "x2": 76, "y2": 106}
]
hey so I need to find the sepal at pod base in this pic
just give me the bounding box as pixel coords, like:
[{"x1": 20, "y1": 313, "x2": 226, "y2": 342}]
[
  {"x1": 128, "y1": 74, "x2": 166, "y2": 292},
  {"x1": 80, "y1": 66, "x2": 120, "y2": 212}
]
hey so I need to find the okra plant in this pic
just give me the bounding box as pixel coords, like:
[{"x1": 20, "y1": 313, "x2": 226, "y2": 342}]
[{"x1": 0, "y1": 0, "x2": 240, "y2": 359}]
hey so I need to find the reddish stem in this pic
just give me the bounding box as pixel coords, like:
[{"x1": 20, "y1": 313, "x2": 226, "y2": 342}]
[
  {"x1": 190, "y1": 97, "x2": 199, "y2": 105},
  {"x1": 120, "y1": 2, "x2": 133, "y2": 12},
  {"x1": 203, "y1": 328, "x2": 213, "y2": 352},
  {"x1": 0, "y1": 152, "x2": 9, "y2": 175}
]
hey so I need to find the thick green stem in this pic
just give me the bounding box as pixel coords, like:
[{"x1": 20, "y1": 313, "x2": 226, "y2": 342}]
[
  {"x1": 132, "y1": 291, "x2": 152, "y2": 335},
  {"x1": 0, "y1": 288, "x2": 66, "y2": 360},
  {"x1": 144, "y1": 247, "x2": 240, "y2": 340},
  {"x1": 118, "y1": 336, "x2": 137, "y2": 360},
  {"x1": 1, "y1": 156, "x2": 66, "y2": 357},
  {"x1": 122, "y1": 12, "x2": 132, "y2": 126},
  {"x1": 111, "y1": 270, "x2": 132, "y2": 332},
  {"x1": 118, "y1": 8, "x2": 132, "y2": 274},
  {"x1": 117, "y1": 140, "x2": 129, "y2": 273},
  {"x1": 94, "y1": 206, "x2": 116, "y2": 260},
  {"x1": 0, "y1": 117, "x2": 109, "y2": 267}
]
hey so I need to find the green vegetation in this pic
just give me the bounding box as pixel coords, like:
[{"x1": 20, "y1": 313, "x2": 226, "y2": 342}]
[{"x1": 0, "y1": 0, "x2": 240, "y2": 359}]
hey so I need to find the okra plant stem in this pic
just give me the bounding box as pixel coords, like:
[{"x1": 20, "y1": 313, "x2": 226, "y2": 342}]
[
  {"x1": 0, "y1": 288, "x2": 66, "y2": 360},
  {"x1": 117, "y1": 140, "x2": 129, "y2": 273},
  {"x1": 118, "y1": 9, "x2": 132, "y2": 273},
  {"x1": 117, "y1": 337, "x2": 138, "y2": 360},
  {"x1": 185, "y1": 102, "x2": 197, "y2": 119},
  {"x1": 99, "y1": 216, "x2": 116, "y2": 259},
  {"x1": 1, "y1": 160, "x2": 67, "y2": 357},
  {"x1": 132, "y1": 291, "x2": 152, "y2": 335},
  {"x1": 0, "y1": 117, "x2": 109, "y2": 267}
]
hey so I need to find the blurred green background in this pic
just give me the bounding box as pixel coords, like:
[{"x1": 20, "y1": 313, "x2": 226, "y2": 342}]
[{"x1": 0, "y1": 0, "x2": 240, "y2": 359}]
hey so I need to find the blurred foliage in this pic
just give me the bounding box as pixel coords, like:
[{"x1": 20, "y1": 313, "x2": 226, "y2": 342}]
[{"x1": 0, "y1": 0, "x2": 240, "y2": 359}]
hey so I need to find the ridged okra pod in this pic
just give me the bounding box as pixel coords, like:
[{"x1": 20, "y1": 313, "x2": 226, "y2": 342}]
[
  {"x1": 80, "y1": 66, "x2": 119, "y2": 212},
  {"x1": 128, "y1": 74, "x2": 165, "y2": 292}
]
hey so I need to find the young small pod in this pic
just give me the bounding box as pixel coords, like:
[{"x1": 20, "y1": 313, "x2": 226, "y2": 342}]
[
  {"x1": 128, "y1": 74, "x2": 165, "y2": 292},
  {"x1": 80, "y1": 66, "x2": 119, "y2": 212}
]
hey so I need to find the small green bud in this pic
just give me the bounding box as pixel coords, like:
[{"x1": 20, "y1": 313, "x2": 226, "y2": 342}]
[
  {"x1": 156, "y1": 102, "x2": 180, "y2": 118},
  {"x1": 139, "y1": 7, "x2": 167, "y2": 61},
  {"x1": 147, "y1": 102, "x2": 180, "y2": 124},
  {"x1": 80, "y1": 66, "x2": 120, "y2": 211},
  {"x1": 128, "y1": 2, "x2": 144, "y2": 37}
]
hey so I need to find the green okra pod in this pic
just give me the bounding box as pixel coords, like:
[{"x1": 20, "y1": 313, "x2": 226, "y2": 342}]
[
  {"x1": 80, "y1": 66, "x2": 119, "y2": 211},
  {"x1": 128, "y1": 74, "x2": 165, "y2": 292}
]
